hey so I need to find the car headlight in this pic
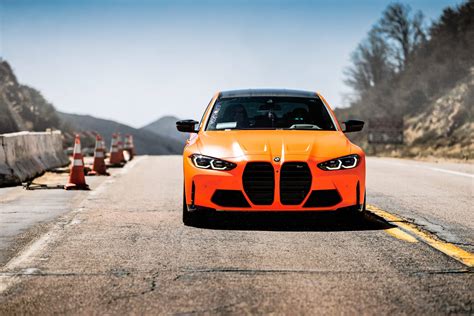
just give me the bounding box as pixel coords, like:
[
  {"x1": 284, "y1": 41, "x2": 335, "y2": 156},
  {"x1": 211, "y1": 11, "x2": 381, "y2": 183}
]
[
  {"x1": 317, "y1": 154, "x2": 360, "y2": 171},
  {"x1": 190, "y1": 154, "x2": 237, "y2": 171}
]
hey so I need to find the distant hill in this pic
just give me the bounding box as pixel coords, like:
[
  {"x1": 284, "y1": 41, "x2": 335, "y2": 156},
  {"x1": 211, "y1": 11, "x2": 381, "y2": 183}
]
[
  {"x1": 141, "y1": 115, "x2": 188, "y2": 142},
  {"x1": 0, "y1": 60, "x2": 63, "y2": 134},
  {"x1": 0, "y1": 59, "x2": 183, "y2": 155},
  {"x1": 59, "y1": 112, "x2": 183, "y2": 155}
]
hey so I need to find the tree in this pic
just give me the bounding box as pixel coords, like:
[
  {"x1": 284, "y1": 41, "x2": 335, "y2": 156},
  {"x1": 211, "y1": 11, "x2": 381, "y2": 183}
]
[
  {"x1": 344, "y1": 29, "x2": 394, "y2": 94},
  {"x1": 377, "y1": 3, "x2": 426, "y2": 70}
]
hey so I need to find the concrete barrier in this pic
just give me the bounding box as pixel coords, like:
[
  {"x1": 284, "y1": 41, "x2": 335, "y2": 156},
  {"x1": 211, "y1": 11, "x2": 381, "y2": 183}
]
[{"x1": 0, "y1": 131, "x2": 69, "y2": 186}]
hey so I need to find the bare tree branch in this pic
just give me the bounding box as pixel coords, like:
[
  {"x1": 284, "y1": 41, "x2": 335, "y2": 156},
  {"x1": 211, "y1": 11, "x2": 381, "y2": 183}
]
[{"x1": 376, "y1": 2, "x2": 427, "y2": 70}]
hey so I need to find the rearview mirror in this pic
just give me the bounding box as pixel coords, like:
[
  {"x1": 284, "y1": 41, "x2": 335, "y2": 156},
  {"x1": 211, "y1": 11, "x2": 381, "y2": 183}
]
[
  {"x1": 342, "y1": 120, "x2": 364, "y2": 133},
  {"x1": 176, "y1": 120, "x2": 199, "y2": 133}
]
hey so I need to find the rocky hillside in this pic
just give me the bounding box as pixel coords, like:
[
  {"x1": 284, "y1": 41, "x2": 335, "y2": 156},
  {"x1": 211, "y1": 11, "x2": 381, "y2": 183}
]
[
  {"x1": 59, "y1": 112, "x2": 184, "y2": 155},
  {"x1": 404, "y1": 70, "x2": 473, "y2": 159},
  {"x1": 337, "y1": 1, "x2": 473, "y2": 160},
  {"x1": 141, "y1": 115, "x2": 188, "y2": 143},
  {"x1": 0, "y1": 60, "x2": 62, "y2": 134},
  {"x1": 0, "y1": 59, "x2": 183, "y2": 155}
]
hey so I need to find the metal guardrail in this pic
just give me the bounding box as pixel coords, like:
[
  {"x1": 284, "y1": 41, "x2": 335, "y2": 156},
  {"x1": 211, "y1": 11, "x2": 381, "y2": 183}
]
[{"x1": 367, "y1": 118, "x2": 404, "y2": 144}]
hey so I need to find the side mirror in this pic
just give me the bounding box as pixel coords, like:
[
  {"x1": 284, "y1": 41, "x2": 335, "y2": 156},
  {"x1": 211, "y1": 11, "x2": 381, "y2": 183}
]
[
  {"x1": 176, "y1": 120, "x2": 199, "y2": 133},
  {"x1": 342, "y1": 120, "x2": 364, "y2": 133}
]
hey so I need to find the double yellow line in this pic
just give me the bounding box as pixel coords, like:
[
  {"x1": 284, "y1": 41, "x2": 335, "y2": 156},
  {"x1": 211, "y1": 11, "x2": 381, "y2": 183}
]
[{"x1": 367, "y1": 204, "x2": 474, "y2": 268}]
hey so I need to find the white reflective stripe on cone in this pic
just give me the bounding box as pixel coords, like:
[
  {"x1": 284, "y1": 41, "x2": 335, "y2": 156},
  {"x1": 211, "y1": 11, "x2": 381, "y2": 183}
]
[
  {"x1": 73, "y1": 159, "x2": 84, "y2": 166},
  {"x1": 95, "y1": 151, "x2": 104, "y2": 158},
  {"x1": 74, "y1": 143, "x2": 81, "y2": 153}
]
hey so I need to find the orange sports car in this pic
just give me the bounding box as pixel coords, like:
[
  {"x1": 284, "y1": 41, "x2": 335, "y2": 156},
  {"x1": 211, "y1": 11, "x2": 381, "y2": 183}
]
[{"x1": 177, "y1": 89, "x2": 365, "y2": 225}]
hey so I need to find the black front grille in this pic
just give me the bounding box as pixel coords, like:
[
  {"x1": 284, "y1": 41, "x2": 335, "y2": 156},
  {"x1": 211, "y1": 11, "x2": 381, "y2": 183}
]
[
  {"x1": 211, "y1": 190, "x2": 250, "y2": 208},
  {"x1": 303, "y1": 190, "x2": 341, "y2": 207},
  {"x1": 242, "y1": 162, "x2": 275, "y2": 205},
  {"x1": 280, "y1": 162, "x2": 312, "y2": 205}
]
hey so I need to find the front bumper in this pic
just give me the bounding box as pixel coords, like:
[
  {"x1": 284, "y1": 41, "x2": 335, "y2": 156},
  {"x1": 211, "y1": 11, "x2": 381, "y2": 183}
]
[{"x1": 184, "y1": 155, "x2": 365, "y2": 212}]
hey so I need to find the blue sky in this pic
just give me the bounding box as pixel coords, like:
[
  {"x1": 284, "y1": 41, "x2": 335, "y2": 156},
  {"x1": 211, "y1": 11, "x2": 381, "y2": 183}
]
[{"x1": 0, "y1": 0, "x2": 463, "y2": 127}]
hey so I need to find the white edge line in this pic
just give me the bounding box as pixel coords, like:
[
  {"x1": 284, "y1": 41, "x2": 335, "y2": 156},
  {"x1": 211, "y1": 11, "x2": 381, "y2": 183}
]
[
  {"x1": 0, "y1": 156, "x2": 145, "y2": 294},
  {"x1": 369, "y1": 159, "x2": 474, "y2": 178},
  {"x1": 424, "y1": 166, "x2": 474, "y2": 179}
]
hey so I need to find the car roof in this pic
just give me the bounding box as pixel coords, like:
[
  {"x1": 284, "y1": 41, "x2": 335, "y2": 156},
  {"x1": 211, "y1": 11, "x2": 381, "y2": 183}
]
[{"x1": 219, "y1": 89, "x2": 318, "y2": 98}]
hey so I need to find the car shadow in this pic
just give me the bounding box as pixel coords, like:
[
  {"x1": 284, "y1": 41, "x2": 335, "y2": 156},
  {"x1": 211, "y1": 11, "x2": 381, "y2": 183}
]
[{"x1": 190, "y1": 211, "x2": 394, "y2": 232}]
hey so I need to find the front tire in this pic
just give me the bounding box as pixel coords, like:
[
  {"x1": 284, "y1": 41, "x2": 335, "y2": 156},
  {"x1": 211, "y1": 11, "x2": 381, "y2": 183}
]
[
  {"x1": 345, "y1": 190, "x2": 366, "y2": 217},
  {"x1": 182, "y1": 189, "x2": 193, "y2": 225},
  {"x1": 358, "y1": 191, "x2": 367, "y2": 214},
  {"x1": 182, "y1": 186, "x2": 203, "y2": 226}
]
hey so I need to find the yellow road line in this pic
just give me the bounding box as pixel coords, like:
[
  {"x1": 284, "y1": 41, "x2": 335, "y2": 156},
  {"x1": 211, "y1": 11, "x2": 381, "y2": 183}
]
[
  {"x1": 385, "y1": 228, "x2": 418, "y2": 243},
  {"x1": 367, "y1": 204, "x2": 474, "y2": 267}
]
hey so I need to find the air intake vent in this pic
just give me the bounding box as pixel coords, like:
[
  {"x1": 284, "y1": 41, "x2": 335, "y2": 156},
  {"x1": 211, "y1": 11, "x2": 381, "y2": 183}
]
[
  {"x1": 304, "y1": 190, "x2": 341, "y2": 207},
  {"x1": 280, "y1": 162, "x2": 312, "y2": 205},
  {"x1": 242, "y1": 162, "x2": 275, "y2": 205},
  {"x1": 211, "y1": 190, "x2": 250, "y2": 208}
]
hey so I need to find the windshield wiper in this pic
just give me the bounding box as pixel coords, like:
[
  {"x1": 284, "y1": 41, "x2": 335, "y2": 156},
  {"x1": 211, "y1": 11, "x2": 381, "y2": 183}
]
[
  {"x1": 215, "y1": 128, "x2": 242, "y2": 131},
  {"x1": 288, "y1": 124, "x2": 322, "y2": 130}
]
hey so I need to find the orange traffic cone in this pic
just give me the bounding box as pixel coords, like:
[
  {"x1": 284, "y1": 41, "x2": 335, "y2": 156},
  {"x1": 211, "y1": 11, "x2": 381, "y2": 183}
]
[
  {"x1": 89, "y1": 134, "x2": 109, "y2": 176},
  {"x1": 65, "y1": 135, "x2": 89, "y2": 190},
  {"x1": 108, "y1": 133, "x2": 124, "y2": 167},
  {"x1": 116, "y1": 133, "x2": 126, "y2": 163},
  {"x1": 124, "y1": 134, "x2": 135, "y2": 160}
]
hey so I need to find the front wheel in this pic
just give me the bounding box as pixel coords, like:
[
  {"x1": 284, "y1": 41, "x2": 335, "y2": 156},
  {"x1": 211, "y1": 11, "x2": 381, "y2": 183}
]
[
  {"x1": 358, "y1": 191, "x2": 367, "y2": 214},
  {"x1": 182, "y1": 187, "x2": 203, "y2": 226},
  {"x1": 183, "y1": 189, "x2": 195, "y2": 226},
  {"x1": 345, "y1": 190, "x2": 366, "y2": 217}
]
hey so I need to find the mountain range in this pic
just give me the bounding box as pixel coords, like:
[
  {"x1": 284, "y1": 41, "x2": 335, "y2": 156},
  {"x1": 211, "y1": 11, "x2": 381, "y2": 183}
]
[
  {"x1": 0, "y1": 59, "x2": 185, "y2": 155},
  {"x1": 141, "y1": 116, "x2": 189, "y2": 142},
  {"x1": 58, "y1": 112, "x2": 185, "y2": 155}
]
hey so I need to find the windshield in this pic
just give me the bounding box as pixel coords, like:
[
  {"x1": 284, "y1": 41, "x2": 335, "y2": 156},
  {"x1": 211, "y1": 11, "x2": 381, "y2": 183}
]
[{"x1": 206, "y1": 96, "x2": 337, "y2": 131}]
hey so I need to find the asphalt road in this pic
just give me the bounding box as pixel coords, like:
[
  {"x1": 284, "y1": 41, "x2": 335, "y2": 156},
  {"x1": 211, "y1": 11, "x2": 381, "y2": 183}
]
[
  {"x1": 367, "y1": 157, "x2": 474, "y2": 251},
  {"x1": 0, "y1": 171, "x2": 108, "y2": 266},
  {"x1": 0, "y1": 156, "x2": 472, "y2": 314}
]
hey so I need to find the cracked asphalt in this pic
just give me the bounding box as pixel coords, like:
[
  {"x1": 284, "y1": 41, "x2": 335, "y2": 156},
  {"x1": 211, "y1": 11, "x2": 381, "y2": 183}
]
[
  {"x1": 0, "y1": 156, "x2": 473, "y2": 314},
  {"x1": 366, "y1": 157, "x2": 474, "y2": 251}
]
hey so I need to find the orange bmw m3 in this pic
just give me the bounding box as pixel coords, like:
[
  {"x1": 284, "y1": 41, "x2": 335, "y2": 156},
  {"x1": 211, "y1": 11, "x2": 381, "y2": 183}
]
[{"x1": 177, "y1": 89, "x2": 365, "y2": 225}]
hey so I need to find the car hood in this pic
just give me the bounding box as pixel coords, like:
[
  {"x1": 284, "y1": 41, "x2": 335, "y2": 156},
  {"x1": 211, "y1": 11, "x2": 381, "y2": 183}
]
[{"x1": 195, "y1": 130, "x2": 352, "y2": 160}]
